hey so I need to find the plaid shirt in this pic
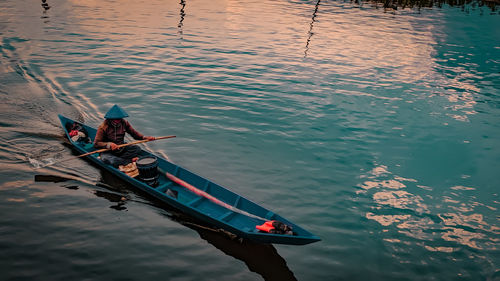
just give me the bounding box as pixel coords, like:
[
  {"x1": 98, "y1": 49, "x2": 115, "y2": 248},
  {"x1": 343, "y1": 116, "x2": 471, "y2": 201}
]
[{"x1": 94, "y1": 119, "x2": 144, "y2": 148}]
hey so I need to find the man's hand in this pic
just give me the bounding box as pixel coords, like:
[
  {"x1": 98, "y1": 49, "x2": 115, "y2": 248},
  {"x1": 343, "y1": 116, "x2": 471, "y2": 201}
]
[
  {"x1": 109, "y1": 142, "x2": 119, "y2": 150},
  {"x1": 144, "y1": 136, "x2": 155, "y2": 141}
]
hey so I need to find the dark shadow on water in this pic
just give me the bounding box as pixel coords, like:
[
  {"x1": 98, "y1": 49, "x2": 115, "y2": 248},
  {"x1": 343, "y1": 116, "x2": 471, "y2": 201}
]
[
  {"x1": 179, "y1": 219, "x2": 298, "y2": 281},
  {"x1": 352, "y1": 0, "x2": 498, "y2": 13},
  {"x1": 33, "y1": 172, "x2": 133, "y2": 210},
  {"x1": 178, "y1": 0, "x2": 186, "y2": 39},
  {"x1": 94, "y1": 188, "x2": 129, "y2": 211},
  {"x1": 97, "y1": 169, "x2": 298, "y2": 281},
  {"x1": 304, "y1": 0, "x2": 321, "y2": 59},
  {"x1": 38, "y1": 161, "x2": 297, "y2": 281},
  {"x1": 41, "y1": 0, "x2": 50, "y2": 11},
  {"x1": 366, "y1": 0, "x2": 497, "y2": 12},
  {"x1": 34, "y1": 174, "x2": 72, "y2": 183},
  {"x1": 41, "y1": 0, "x2": 50, "y2": 22},
  {"x1": 36, "y1": 137, "x2": 298, "y2": 280},
  {"x1": 62, "y1": 184, "x2": 79, "y2": 190}
]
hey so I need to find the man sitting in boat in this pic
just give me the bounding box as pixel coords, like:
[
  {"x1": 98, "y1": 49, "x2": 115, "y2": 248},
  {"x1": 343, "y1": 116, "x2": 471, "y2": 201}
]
[{"x1": 94, "y1": 104, "x2": 155, "y2": 167}]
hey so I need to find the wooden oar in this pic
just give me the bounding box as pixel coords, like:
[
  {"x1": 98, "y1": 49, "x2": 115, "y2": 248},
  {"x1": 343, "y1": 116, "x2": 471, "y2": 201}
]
[
  {"x1": 165, "y1": 172, "x2": 267, "y2": 221},
  {"x1": 77, "y1": 135, "x2": 176, "y2": 158},
  {"x1": 33, "y1": 135, "x2": 176, "y2": 169}
]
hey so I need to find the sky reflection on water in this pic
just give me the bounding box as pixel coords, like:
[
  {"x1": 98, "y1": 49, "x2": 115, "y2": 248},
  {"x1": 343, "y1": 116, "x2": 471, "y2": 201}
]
[
  {"x1": 359, "y1": 164, "x2": 499, "y2": 252},
  {"x1": 1, "y1": 0, "x2": 499, "y2": 280}
]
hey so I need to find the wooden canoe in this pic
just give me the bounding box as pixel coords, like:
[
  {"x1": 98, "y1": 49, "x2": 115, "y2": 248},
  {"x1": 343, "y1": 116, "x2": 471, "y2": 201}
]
[{"x1": 58, "y1": 114, "x2": 320, "y2": 245}]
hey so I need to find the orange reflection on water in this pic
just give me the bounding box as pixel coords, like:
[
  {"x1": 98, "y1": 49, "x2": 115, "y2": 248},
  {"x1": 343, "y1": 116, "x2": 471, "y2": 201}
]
[
  {"x1": 373, "y1": 190, "x2": 428, "y2": 213},
  {"x1": 361, "y1": 180, "x2": 406, "y2": 190},
  {"x1": 441, "y1": 227, "x2": 485, "y2": 250},
  {"x1": 6, "y1": 198, "x2": 26, "y2": 203},
  {"x1": 366, "y1": 212, "x2": 410, "y2": 227},
  {"x1": 358, "y1": 165, "x2": 412, "y2": 192},
  {"x1": 424, "y1": 245, "x2": 455, "y2": 253},
  {"x1": 0, "y1": 180, "x2": 32, "y2": 190},
  {"x1": 450, "y1": 185, "x2": 476, "y2": 191},
  {"x1": 361, "y1": 164, "x2": 499, "y2": 251},
  {"x1": 439, "y1": 213, "x2": 500, "y2": 233}
]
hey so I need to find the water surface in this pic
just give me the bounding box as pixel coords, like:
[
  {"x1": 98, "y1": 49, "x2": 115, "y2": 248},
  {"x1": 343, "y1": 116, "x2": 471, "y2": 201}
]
[{"x1": 1, "y1": 0, "x2": 499, "y2": 280}]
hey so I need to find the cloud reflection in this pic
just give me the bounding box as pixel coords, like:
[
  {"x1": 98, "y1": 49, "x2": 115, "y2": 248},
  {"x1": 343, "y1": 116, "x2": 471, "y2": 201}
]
[{"x1": 359, "y1": 164, "x2": 499, "y2": 251}]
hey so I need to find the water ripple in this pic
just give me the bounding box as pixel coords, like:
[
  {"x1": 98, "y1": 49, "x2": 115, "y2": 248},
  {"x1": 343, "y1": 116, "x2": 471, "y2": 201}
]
[
  {"x1": 1, "y1": 0, "x2": 499, "y2": 280},
  {"x1": 359, "y1": 164, "x2": 500, "y2": 252}
]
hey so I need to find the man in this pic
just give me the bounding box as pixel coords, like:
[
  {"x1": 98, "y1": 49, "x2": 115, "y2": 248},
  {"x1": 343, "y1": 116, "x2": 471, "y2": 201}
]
[{"x1": 94, "y1": 104, "x2": 155, "y2": 167}]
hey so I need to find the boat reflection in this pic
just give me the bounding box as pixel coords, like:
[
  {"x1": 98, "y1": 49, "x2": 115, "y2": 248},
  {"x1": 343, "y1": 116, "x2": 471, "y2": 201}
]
[
  {"x1": 176, "y1": 217, "x2": 298, "y2": 281},
  {"x1": 93, "y1": 189, "x2": 128, "y2": 211},
  {"x1": 35, "y1": 161, "x2": 297, "y2": 280},
  {"x1": 97, "y1": 169, "x2": 298, "y2": 281}
]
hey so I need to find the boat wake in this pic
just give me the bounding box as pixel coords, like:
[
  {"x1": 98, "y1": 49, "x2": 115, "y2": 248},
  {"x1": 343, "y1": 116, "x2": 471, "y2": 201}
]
[{"x1": 28, "y1": 157, "x2": 56, "y2": 169}]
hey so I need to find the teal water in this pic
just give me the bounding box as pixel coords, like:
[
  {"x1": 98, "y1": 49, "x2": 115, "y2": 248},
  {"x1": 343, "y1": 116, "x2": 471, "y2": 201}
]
[{"x1": 1, "y1": 0, "x2": 499, "y2": 280}]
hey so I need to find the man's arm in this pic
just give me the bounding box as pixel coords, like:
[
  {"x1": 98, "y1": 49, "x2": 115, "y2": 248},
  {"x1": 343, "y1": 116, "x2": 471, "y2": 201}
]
[
  {"x1": 93, "y1": 126, "x2": 118, "y2": 150},
  {"x1": 93, "y1": 126, "x2": 108, "y2": 148},
  {"x1": 124, "y1": 120, "x2": 145, "y2": 140}
]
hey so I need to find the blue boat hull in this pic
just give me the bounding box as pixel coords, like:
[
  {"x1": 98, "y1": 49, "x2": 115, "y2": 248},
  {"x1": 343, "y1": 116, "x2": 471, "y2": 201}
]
[{"x1": 58, "y1": 115, "x2": 320, "y2": 245}]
